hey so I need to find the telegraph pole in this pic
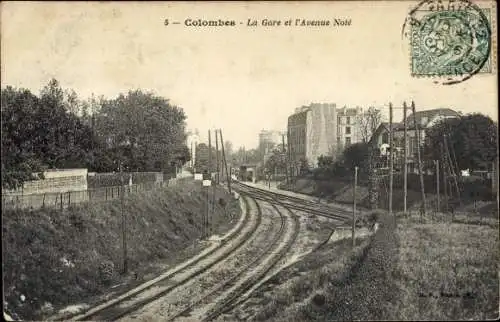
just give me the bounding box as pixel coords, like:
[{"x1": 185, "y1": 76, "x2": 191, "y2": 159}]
[
  {"x1": 119, "y1": 160, "x2": 128, "y2": 274},
  {"x1": 389, "y1": 102, "x2": 394, "y2": 216},
  {"x1": 219, "y1": 129, "x2": 232, "y2": 193},
  {"x1": 435, "y1": 160, "x2": 440, "y2": 212},
  {"x1": 207, "y1": 130, "x2": 212, "y2": 238},
  {"x1": 441, "y1": 143, "x2": 448, "y2": 212},
  {"x1": 282, "y1": 133, "x2": 289, "y2": 184},
  {"x1": 412, "y1": 101, "x2": 427, "y2": 216},
  {"x1": 403, "y1": 101, "x2": 408, "y2": 214},
  {"x1": 352, "y1": 166, "x2": 358, "y2": 248},
  {"x1": 215, "y1": 129, "x2": 220, "y2": 185}
]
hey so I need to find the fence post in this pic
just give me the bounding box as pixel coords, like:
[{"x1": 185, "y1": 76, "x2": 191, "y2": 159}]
[
  {"x1": 106, "y1": 187, "x2": 108, "y2": 201},
  {"x1": 60, "y1": 193, "x2": 63, "y2": 210},
  {"x1": 68, "y1": 191, "x2": 71, "y2": 208},
  {"x1": 42, "y1": 193, "x2": 46, "y2": 208}
]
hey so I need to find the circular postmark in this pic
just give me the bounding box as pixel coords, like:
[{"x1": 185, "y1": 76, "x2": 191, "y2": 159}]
[{"x1": 402, "y1": 0, "x2": 492, "y2": 85}]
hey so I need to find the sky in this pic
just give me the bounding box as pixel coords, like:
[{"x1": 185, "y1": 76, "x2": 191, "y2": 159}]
[{"x1": 1, "y1": 1, "x2": 497, "y2": 149}]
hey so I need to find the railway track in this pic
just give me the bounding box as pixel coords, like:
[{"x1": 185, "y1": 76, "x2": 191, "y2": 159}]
[
  {"x1": 233, "y1": 181, "x2": 353, "y2": 224},
  {"x1": 202, "y1": 202, "x2": 300, "y2": 322},
  {"x1": 163, "y1": 200, "x2": 299, "y2": 321},
  {"x1": 58, "y1": 180, "x2": 345, "y2": 321},
  {"x1": 63, "y1": 195, "x2": 259, "y2": 321}
]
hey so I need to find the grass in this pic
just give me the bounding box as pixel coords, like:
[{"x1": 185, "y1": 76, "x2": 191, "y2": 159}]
[
  {"x1": 249, "y1": 233, "x2": 373, "y2": 321},
  {"x1": 2, "y1": 181, "x2": 241, "y2": 320},
  {"x1": 389, "y1": 214, "x2": 499, "y2": 320},
  {"x1": 247, "y1": 208, "x2": 499, "y2": 321}
]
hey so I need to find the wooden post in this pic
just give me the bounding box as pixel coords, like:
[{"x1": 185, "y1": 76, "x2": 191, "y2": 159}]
[
  {"x1": 68, "y1": 191, "x2": 71, "y2": 208},
  {"x1": 42, "y1": 193, "x2": 46, "y2": 208},
  {"x1": 389, "y1": 102, "x2": 394, "y2": 216},
  {"x1": 219, "y1": 129, "x2": 232, "y2": 194},
  {"x1": 441, "y1": 143, "x2": 448, "y2": 212},
  {"x1": 213, "y1": 129, "x2": 218, "y2": 212},
  {"x1": 207, "y1": 130, "x2": 212, "y2": 237},
  {"x1": 215, "y1": 129, "x2": 220, "y2": 185},
  {"x1": 120, "y1": 166, "x2": 128, "y2": 274},
  {"x1": 436, "y1": 160, "x2": 440, "y2": 213},
  {"x1": 403, "y1": 101, "x2": 408, "y2": 214},
  {"x1": 60, "y1": 193, "x2": 63, "y2": 210},
  {"x1": 412, "y1": 101, "x2": 427, "y2": 216},
  {"x1": 352, "y1": 166, "x2": 358, "y2": 248},
  {"x1": 282, "y1": 134, "x2": 289, "y2": 184}
]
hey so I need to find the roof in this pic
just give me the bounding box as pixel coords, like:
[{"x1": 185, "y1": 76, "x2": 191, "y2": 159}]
[{"x1": 404, "y1": 108, "x2": 460, "y2": 128}]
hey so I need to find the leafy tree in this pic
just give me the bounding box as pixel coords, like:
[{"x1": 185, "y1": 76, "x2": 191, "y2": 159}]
[
  {"x1": 263, "y1": 147, "x2": 287, "y2": 176},
  {"x1": 340, "y1": 142, "x2": 371, "y2": 173},
  {"x1": 1, "y1": 87, "x2": 45, "y2": 189},
  {"x1": 1, "y1": 80, "x2": 97, "y2": 188},
  {"x1": 424, "y1": 113, "x2": 498, "y2": 172},
  {"x1": 94, "y1": 90, "x2": 187, "y2": 172},
  {"x1": 194, "y1": 143, "x2": 217, "y2": 172},
  {"x1": 35, "y1": 79, "x2": 96, "y2": 169}
]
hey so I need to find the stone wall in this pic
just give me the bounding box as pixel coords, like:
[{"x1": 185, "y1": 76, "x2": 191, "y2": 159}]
[{"x1": 3, "y1": 169, "x2": 88, "y2": 196}]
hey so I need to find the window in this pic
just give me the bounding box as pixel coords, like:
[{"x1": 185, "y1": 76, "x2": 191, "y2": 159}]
[
  {"x1": 345, "y1": 137, "x2": 351, "y2": 146},
  {"x1": 382, "y1": 132, "x2": 389, "y2": 144},
  {"x1": 338, "y1": 116, "x2": 342, "y2": 125},
  {"x1": 345, "y1": 127, "x2": 351, "y2": 135},
  {"x1": 346, "y1": 116, "x2": 351, "y2": 125}
]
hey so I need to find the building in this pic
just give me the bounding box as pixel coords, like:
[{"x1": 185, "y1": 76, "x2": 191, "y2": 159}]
[
  {"x1": 369, "y1": 108, "x2": 461, "y2": 171},
  {"x1": 186, "y1": 129, "x2": 200, "y2": 170},
  {"x1": 287, "y1": 103, "x2": 337, "y2": 169},
  {"x1": 258, "y1": 130, "x2": 285, "y2": 164},
  {"x1": 336, "y1": 106, "x2": 365, "y2": 155}
]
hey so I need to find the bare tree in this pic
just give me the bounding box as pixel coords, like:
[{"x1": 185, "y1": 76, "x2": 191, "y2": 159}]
[{"x1": 358, "y1": 106, "x2": 382, "y2": 143}]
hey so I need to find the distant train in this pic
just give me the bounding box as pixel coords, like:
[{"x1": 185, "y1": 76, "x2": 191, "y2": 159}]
[{"x1": 238, "y1": 165, "x2": 256, "y2": 182}]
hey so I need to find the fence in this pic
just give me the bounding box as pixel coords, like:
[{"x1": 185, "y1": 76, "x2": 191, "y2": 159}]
[{"x1": 2, "y1": 178, "x2": 180, "y2": 211}]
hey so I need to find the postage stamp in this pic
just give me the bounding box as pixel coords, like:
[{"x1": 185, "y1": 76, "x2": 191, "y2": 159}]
[{"x1": 404, "y1": 0, "x2": 496, "y2": 84}]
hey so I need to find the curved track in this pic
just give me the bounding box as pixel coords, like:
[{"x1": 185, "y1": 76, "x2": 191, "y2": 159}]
[{"x1": 65, "y1": 195, "x2": 258, "y2": 321}]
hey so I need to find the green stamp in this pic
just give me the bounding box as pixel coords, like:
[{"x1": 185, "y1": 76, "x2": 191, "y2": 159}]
[{"x1": 404, "y1": 0, "x2": 492, "y2": 84}]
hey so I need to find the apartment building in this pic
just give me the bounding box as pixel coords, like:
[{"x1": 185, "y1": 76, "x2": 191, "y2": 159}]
[
  {"x1": 258, "y1": 130, "x2": 285, "y2": 164},
  {"x1": 287, "y1": 103, "x2": 337, "y2": 169},
  {"x1": 186, "y1": 129, "x2": 200, "y2": 169},
  {"x1": 336, "y1": 106, "x2": 364, "y2": 154}
]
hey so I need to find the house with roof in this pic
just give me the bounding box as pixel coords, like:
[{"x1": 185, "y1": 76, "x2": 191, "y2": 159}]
[{"x1": 369, "y1": 108, "x2": 461, "y2": 172}]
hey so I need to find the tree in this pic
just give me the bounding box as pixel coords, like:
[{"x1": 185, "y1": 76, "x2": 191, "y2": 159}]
[
  {"x1": 263, "y1": 147, "x2": 287, "y2": 176},
  {"x1": 94, "y1": 90, "x2": 187, "y2": 172},
  {"x1": 358, "y1": 106, "x2": 382, "y2": 143},
  {"x1": 424, "y1": 113, "x2": 498, "y2": 172},
  {"x1": 341, "y1": 142, "x2": 371, "y2": 172},
  {"x1": 1, "y1": 80, "x2": 97, "y2": 188},
  {"x1": 1, "y1": 87, "x2": 45, "y2": 189},
  {"x1": 194, "y1": 143, "x2": 216, "y2": 172}
]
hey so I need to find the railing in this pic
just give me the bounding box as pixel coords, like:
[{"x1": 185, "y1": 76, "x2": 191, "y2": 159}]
[{"x1": 1, "y1": 179, "x2": 180, "y2": 211}]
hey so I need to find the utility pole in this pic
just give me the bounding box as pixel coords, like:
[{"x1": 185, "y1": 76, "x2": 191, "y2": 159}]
[
  {"x1": 443, "y1": 134, "x2": 462, "y2": 208},
  {"x1": 441, "y1": 142, "x2": 448, "y2": 212},
  {"x1": 403, "y1": 101, "x2": 408, "y2": 214},
  {"x1": 389, "y1": 102, "x2": 394, "y2": 216},
  {"x1": 219, "y1": 129, "x2": 232, "y2": 194},
  {"x1": 213, "y1": 130, "x2": 219, "y2": 213},
  {"x1": 119, "y1": 160, "x2": 128, "y2": 274},
  {"x1": 352, "y1": 166, "x2": 358, "y2": 248},
  {"x1": 435, "y1": 160, "x2": 440, "y2": 212},
  {"x1": 207, "y1": 130, "x2": 212, "y2": 238},
  {"x1": 412, "y1": 101, "x2": 427, "y2": 216},
  {"x1": 215, "y1": 129, "x2": 220, "y2": 185},
  {"x1": 282, "y1": 133, "x2": 289, "y2": 184}
]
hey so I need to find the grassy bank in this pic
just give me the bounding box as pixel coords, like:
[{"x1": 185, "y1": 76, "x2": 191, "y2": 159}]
[
  {"x1": 389, "y1": 214, "x2": 499, "y2": 320},
  {"x1": 2, "y1": 181, "x2": 240, "y2": 320},
  {"x1": 246, "y1": 210, "x2": 498, "y2": 321}
]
